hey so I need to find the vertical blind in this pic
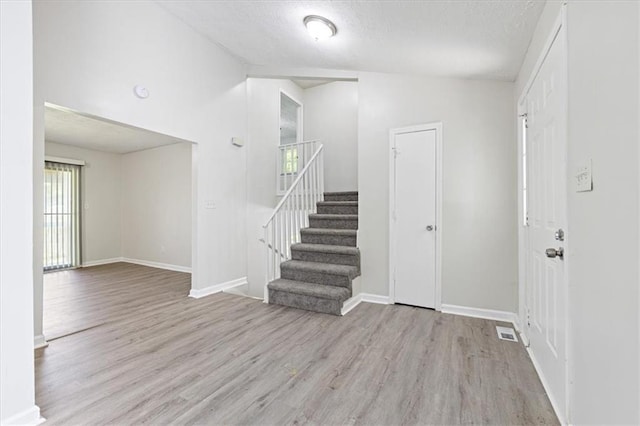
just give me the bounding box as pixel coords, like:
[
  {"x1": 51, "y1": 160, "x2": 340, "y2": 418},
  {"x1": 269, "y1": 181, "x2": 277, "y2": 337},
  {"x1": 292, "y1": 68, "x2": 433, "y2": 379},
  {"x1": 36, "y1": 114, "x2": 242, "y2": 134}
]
[{"x1": 44, "y1": 161, "x2": 81, "y2": 270}]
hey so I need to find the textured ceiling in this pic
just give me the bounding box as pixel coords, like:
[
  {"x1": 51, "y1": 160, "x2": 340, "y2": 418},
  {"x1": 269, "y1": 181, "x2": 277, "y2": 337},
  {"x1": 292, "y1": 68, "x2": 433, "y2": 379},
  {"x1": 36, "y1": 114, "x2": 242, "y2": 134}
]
[
  {"x1": 158, "y1": 0, "x2": 545, "y2": 80},
  {"x1": 45, "y1": 106, "x2": 189, "y2": 154}
]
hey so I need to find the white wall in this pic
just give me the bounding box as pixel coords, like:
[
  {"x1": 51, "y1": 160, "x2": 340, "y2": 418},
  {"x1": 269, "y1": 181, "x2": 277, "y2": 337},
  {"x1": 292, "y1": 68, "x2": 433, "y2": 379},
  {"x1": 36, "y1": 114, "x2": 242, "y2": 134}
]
[
  {"x1": 45, "y1": 142, "x2": 122, "y2": 264},
  {"x1": 121, "y1": 143, "x2": 192, "y2": 269},
  {"x1": 358, "y1": 72, "x2": 517, "y2": 312},
  {"x1": 246, "y1": 78, "x2": 304, "y2": 297},
  {"x1": 516, "y1": 2, "x2": 640, "y2": 423},
  {"x1": 515, "y1": 1, "x2": 564, "y2": 97},
  {"x1": 304, "y1": 81, "x2": 358, "y2": 192},
  {"x1": 0, "y1": 1, "x2": 42, "y2": 424},
  {"x1": 33, "y1": 0, "x2": 248, "y2": 341},
  {"x1": 565, "y1": 2, "x2": 639, "y2": 423}
]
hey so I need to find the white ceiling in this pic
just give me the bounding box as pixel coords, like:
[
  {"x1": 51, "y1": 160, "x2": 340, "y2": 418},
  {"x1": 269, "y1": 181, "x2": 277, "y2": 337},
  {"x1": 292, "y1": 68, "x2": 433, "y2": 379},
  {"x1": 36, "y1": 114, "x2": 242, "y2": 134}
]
[
  {"x1": 158, "y1": 0, "x2": 545, "y2": 81},
  {"x1": 45, "y1": 106, "x2": 189, "y2": 154}
]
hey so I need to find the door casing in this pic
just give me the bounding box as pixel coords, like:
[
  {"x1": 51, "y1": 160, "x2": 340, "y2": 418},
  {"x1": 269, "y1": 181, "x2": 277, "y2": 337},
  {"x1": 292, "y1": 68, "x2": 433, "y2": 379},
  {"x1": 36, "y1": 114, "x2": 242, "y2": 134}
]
[{"x1": 388, "y1": 122, "x2": 443, "y2": 310}]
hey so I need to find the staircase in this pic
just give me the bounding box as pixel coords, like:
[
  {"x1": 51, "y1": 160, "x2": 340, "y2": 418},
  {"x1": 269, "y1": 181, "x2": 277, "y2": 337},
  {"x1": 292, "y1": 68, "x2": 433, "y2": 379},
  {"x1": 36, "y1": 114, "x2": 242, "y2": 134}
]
[{"x1": 267, "y1": 191, "x2": 360, "y2": 315}]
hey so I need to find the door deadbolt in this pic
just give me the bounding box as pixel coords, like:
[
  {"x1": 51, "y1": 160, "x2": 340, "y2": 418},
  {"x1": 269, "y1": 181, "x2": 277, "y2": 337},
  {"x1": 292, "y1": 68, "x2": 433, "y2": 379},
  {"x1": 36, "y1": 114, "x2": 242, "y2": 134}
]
[
  {"x1": 555, "y1": 229, "x2": 565, "y2": 241},
  {"x1": 426, "y1": 225, "x2": 434, "y2": 231},
  {"x1": 545, "y1": 247, "x2": 564, "y2": 259}
]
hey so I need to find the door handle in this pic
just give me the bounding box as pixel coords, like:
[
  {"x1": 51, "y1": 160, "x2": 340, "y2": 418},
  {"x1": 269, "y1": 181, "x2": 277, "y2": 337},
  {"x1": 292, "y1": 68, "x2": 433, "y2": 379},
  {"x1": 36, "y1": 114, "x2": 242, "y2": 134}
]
[
  {"x1": 426, "y1": 225, "x2": 434, "y2": 231},
  {"x1": 545, "y1": 247, "x2": 564, "y2": 259}
]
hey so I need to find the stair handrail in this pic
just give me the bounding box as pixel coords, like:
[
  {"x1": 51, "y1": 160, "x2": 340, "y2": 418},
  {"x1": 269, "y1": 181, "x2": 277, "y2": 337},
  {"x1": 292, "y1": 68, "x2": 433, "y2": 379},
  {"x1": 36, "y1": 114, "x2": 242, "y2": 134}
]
[{"x1": 262, "y1": 143, "x2": 324, "y2": 302}]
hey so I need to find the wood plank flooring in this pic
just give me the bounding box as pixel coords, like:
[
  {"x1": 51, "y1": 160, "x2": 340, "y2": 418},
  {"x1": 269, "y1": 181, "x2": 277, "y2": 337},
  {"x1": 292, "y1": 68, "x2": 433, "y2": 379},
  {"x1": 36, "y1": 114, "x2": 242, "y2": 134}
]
[{"x1": 37, "y1": 263, "x2": 558, "y2": 425}]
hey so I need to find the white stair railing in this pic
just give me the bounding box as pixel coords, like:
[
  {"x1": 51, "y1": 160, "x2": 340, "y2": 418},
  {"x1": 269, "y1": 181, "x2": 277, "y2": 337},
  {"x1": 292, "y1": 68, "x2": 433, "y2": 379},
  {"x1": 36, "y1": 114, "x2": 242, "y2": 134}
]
[
  {"x1": 263, "y1": 143, "x2": 324, "y2": 302},
  {"x1": 277, "y1": 140, "x2": 319, "y2": 195}
]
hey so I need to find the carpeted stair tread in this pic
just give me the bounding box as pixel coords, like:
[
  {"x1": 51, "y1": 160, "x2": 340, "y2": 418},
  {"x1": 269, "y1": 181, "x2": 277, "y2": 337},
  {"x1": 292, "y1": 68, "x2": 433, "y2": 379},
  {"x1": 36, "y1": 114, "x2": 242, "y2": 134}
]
[
  {"x1": 280, "y1": 260, "x2": 359, "y2": 279},
  {"x1": 324, "y1": 191, "x2": 358, "y2": 196},
  {"x1": 300, "y1": 228, "x2": 357, "y2": 236},
  {"x1": 291, "y1": 243, "x2": 359, "y2": 256},
  {"x1": 268, "y1": 279, "x2": 350, "y2": 301},
  {"x1": 300, "y1": 228, "x2": 358, "y2": 247},
  {"x1": 316, "y1": 201, "x2": 358, "y2": 215},
  {"x1": 309, "y1": 214, "x2": 358, "y2": 230},
  {"x1": 324, "y1": 191, "x2": 358, "y2": 202},
  {"x1": 317, "y1": 201, "x2": 358, "y2": 206},
  {"x1": 309, "y1": 213, "x2": 358, "y2": 220}
]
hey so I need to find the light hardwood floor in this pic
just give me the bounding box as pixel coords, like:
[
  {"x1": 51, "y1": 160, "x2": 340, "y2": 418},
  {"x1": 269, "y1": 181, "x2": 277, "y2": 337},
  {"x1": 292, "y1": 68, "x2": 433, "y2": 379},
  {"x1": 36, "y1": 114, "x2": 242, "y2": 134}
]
[{"x1": 37, "y1": 263, "x2": 558, "y2": 425}]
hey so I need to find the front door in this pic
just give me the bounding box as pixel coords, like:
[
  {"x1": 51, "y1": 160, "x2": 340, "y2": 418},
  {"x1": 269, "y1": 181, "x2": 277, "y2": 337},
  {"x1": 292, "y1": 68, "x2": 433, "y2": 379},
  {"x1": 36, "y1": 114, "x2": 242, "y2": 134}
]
[
  {"x1": 392, "y1": 128, "x2": 437, "y2": 309},
  {"x1": 524, "y1": 22, "x2": 568, "y2": 420}
]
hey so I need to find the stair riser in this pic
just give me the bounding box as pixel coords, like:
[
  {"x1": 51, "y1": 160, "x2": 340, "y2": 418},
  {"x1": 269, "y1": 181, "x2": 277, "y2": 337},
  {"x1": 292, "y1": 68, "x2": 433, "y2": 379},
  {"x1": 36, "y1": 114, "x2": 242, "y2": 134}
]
[
  {"x1": 280, "y1": 267, "x2": 352, "y2": 289},
  {"x1": 316, "y1": 205, "x2": 358, "y2": 215},
  {"x1": 269, "y1": 289, "x2": 343, "y2": 316},
  {"x1": 309, "y1": 218, "x2": 358, "y2": 230},
  {"x1": 291, "y1": 250, "x2": 360, "y2": 268},
  {"x1": 324, "y1": 194, "x2": 358, "y2": 202},
  {"x1": 300, "y1": 233, "x2": 357, "y2": 247}
]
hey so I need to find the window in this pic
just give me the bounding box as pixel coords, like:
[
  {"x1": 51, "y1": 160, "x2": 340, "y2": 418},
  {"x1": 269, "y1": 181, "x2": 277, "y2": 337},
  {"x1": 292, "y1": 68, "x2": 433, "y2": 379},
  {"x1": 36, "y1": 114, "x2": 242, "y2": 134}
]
[
  {"x1": 281, "y1": 146, "x2": 298, "y2": 174},
  {"x1": 44, "y1": 161, "x2": 81, "y2": 271}
]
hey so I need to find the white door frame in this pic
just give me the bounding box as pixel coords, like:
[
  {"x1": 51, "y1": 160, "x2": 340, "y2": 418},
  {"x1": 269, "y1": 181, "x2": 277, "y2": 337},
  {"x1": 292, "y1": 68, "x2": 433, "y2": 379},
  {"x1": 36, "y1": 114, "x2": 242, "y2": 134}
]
[
  {"x1": 388, "y1": 122, "x2": 443, "y2": 311},
  {"x1": 517, "y1": 5, "x2": 570, "y2": 424}
]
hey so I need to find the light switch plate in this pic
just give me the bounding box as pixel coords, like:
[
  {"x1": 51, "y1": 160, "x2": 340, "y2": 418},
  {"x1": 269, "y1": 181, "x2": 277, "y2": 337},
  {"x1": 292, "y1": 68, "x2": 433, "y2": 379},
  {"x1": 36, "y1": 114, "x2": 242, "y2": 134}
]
[{"x1": 576, "y1": 160, "x2": 592, "y2": 192}]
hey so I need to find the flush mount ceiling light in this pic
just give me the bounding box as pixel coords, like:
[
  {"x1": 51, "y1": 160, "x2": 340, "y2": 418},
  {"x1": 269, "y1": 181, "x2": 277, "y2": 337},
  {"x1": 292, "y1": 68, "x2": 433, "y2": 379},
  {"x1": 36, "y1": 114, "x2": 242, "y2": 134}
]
[{"x1": 303, "y1": 15, "x2": 337, "y2": 41}]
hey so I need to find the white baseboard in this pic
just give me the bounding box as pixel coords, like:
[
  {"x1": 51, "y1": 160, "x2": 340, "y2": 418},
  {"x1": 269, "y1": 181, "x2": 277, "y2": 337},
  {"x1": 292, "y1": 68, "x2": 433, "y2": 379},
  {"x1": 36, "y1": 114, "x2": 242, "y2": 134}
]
[
  {"x1": 121, "y1": 258, "x2": 191, "y2": 273},
  {"x1": 34, "y1": 334, "x2": 48, "y2": 350},
  {"x1": 82, "y1": 257, "x2": 122, "y2": 267},
  {"x1": 81, "y1": 257, "x2": 191, "y2": 274},
  {"x1": 441, "y1": 303, "x2": 518, "y2": 325},
  {"x1": 341, "y1": 294, "x2": 362, "y2": 315},
  {"x1": 1, "y1": 405, "x2": 45, "y2": 426},
  {"x1": 189, "y1": 277, "x2": 248, "y2": 299},
  {"x1": 341, "y1": 292, "x2": 390, "y2": 315},
  {"x1": 525, "y1": 344, "x2": 566, "y2": 425},
  {"x1": 361, "y1": 293, "x2": 391, "y2": 305}
]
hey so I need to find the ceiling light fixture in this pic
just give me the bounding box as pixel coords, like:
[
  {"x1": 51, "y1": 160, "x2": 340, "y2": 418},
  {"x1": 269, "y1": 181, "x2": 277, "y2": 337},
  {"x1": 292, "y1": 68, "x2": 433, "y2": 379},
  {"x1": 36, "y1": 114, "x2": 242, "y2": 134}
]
[{"x1": 303, "y1": 15, "x2": 337, "y2": 41}]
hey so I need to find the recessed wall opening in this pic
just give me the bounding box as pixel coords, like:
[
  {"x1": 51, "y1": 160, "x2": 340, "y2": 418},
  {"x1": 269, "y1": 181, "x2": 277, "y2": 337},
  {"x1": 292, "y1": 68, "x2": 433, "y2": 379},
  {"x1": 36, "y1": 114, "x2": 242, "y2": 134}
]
[{"x1": 40, "y1": 103, "x2": 196, "y2": 341}]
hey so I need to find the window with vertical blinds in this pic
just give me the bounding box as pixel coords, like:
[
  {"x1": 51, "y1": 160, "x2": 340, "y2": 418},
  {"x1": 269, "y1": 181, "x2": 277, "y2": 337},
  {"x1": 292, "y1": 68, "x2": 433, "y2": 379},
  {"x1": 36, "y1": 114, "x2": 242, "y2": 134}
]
[{"x1": 44, "y1": 161, "x2": 81, "y2": 271}]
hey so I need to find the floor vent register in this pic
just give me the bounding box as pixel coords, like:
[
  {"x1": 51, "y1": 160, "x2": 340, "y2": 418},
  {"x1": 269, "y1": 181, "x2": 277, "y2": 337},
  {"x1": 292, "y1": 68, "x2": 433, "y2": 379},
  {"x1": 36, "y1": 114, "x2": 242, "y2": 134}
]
[{"x1": 496, "y1": 326, "x2": 518, "y2": 342}]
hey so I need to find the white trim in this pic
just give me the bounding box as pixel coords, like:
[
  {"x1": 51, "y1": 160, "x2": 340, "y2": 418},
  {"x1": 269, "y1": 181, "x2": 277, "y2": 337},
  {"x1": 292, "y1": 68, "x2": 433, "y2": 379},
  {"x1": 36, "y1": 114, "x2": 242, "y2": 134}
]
[
  {"x1": 388, "y1": 122, "x2": 443, "y2": 311},
  {"x1": 361, "y1": 293, "x2": 391, "y2": 305},
  {"x1": 82, "y1": 257, "x2": 122, "y2": 268},
  {"x1": 189, "y1": 277, "x2": 248, "y2": 299},
  {"x1": 526, "y1": 344, "x2": 567, "y2": 425},
  {"x1": 1, "y1": 405, "x2": 45, "y2": 426},
  {"x1": 44, "y1": 155, "x2": 85, "y2": 166},
  {"x1": 279, "y1": 88, "x2": 304, "y2": 144},
  {"x1": 340, "y1": 294, "x2": 362, "y2": 315},
  {"x1": 33, "y1": 334, "x2": 48, "y2": 350},
  {"x1": 120, "y1": 257, "x2": 191, "y2": 273},
  {"x1": 82, "y1": 257, "x2": 192, "y2": 273},
  {"x1": 517, "y1": 6, "x2": 565, "y2": 106},
  {"x1": 441, "y1": 304, "x2": 518, "y2": 325}
]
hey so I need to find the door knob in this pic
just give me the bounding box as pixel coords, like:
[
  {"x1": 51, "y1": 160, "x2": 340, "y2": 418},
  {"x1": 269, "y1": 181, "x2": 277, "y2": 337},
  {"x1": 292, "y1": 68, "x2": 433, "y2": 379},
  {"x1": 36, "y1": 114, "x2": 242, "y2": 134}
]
[
  {"x1": 426, "y1": 225, "x2": 434, "y2": 231},
  {"x1": 545, "y1": 247, "x2": 564, "y2": 259}
]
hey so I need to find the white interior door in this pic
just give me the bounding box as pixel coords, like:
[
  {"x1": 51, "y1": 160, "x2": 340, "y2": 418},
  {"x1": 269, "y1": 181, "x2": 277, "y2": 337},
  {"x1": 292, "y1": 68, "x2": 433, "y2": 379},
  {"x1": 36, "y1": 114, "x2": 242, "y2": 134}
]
[
  {"x1": 524, "y1": 23, "x2": 568, "y2": 420},
  {"x1": 392, "y1": 128, "x2": 437, "y2": 308}
]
